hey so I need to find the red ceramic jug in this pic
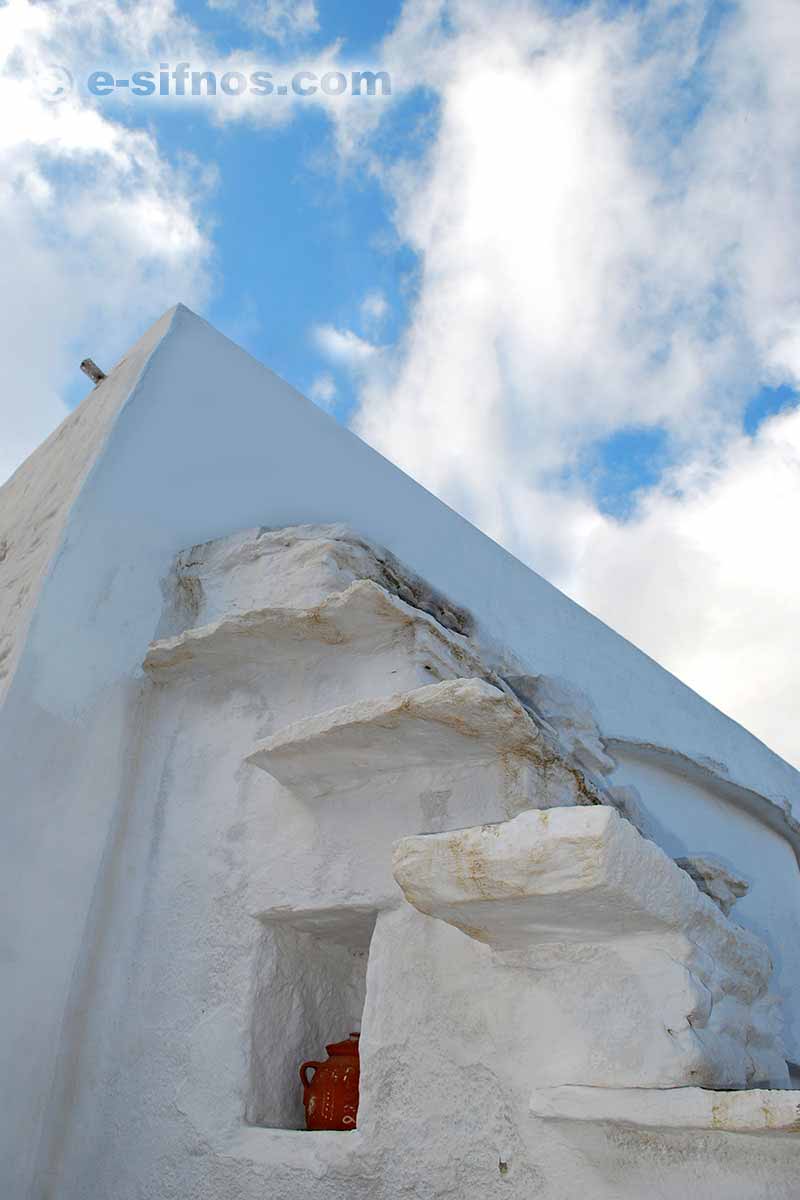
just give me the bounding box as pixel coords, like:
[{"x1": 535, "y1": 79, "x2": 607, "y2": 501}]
[{"x1": 300, "y1": 1033, "x2": 360, "y2": 1130}]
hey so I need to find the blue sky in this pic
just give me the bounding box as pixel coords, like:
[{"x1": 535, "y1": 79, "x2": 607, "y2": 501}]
[
  {"x1": 174, "y1": 0, "x2": 412, "y2": 407},
  {"x1": 61, "y1": 0, "x2": 430, "y2": 431}
]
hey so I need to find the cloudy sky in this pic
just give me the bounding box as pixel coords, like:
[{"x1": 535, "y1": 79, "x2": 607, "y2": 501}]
[{"x1": 1, "y1": 0, "x2": 798, "y2": 766}]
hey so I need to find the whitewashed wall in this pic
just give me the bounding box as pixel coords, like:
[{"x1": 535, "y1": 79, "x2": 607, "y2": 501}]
[{"x1": 1, "y1": 305, "x2": 798, "y2": 1199}]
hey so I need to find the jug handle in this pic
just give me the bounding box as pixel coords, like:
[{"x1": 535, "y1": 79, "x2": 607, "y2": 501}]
[{"x1": 300, "y1": 1061, "x2": 321, "y2": 1097}]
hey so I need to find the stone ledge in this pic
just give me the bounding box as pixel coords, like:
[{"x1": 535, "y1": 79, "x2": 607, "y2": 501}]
[
  {"x1": 144, "y1": 579, "x2": 483, "y2": 679},
  {"x1": 165, "y1": 522, "x2": 474, "y2": 637},
  {"x1": 256, "y1": 903, "x2": 379, "y2": 950},
  {"x1": 529, "y1": 1085, "x2": 800, "y2": 1134},
  {"x1": 392, "y1": 806, "x2": 761, "y2": 950},
  {"x1": 393, "y1": 807, "x2": 787, "y2": 1090},
  {"x1": 229, "y1": 1127, "x2": 365, "y2": 1171},
  {"x1": 246, "y1": 677, "x2": 557, "y2": 799}
]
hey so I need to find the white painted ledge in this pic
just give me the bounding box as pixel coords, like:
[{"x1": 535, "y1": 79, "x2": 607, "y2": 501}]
[
  {"x1": 392, "y1": 806, "x2": 763, "y2": 951},
  {"x1": 257, "y1": 902, "x2": 378, "y2": 949},
  {"x1": 231, "y1": 1126, "x2": 364, "y2": 1170},
  {"x1": 393, "y1": 807, "x2": 788, "y2": 1089},
  {"x1": 530, "y1": 1086, "x2": 800, "y2": 1134},
  {"x1": 143, "y1": 579, "x2": 483, "y2": 679},
  {"x1": 246, "y1": 677, "x2": 556, "y2": 798},
  {"x1": 166, "y1": 522, "x2": 475, "y2": 639}
]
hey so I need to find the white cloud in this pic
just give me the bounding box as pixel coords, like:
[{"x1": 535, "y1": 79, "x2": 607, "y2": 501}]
[
  {"x1": 565, "y1": 405, "x2": 800, "y2": 768},
  {"x1": 361, "y1": 290, "x2": 389, "y2": 328},
  {"x1": 0, "y1": 0, "x2": 212, "y2": 485},
  {"x1": 207, "y1": 0, "x2": 319, "y2": 42},
  {"x1": 309, "y1": 372, "x2": 337, "y2": 408},
  {"x1": 314, "y1": 324, "x2": 381, "y2": 368},
  {"x1": 343, "y1": 0, "x2": 800, "y2": 765}
]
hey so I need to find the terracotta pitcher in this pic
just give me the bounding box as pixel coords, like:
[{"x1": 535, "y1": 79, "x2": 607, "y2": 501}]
[{"x1": 300, "y1": 1033, "x2": 360, "y2": 1130}]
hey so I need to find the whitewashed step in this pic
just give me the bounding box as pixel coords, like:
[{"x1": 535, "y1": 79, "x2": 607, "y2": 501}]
[
  {"x1": 394, "y1": 804, "x2": 739, "y2": 947},
  {"x1": 246, "y1": 677, "x2": 566, "y2": 800},
  {"x1": 144, "y1": 579, "x2": 484, "y2": 680},
  {"x1": 393, "y1": 806, "x2": 789, "y2": 1091},
  {"x1": 529, "y1": 1085, "x2": 800, "y2": 1135}
]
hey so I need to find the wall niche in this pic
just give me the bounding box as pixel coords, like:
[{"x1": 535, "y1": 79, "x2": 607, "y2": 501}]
[{"x1": 247, "y1": 906, "x2": 376, "y2": 1130}]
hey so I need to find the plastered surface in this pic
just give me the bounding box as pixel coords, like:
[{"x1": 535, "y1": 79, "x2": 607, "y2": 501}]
[{"x1": 1, "y1": 309, "x2": 799, "y2": 1198}]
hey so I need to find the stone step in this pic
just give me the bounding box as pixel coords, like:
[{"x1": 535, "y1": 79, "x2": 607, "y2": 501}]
[
  {"x1": 245, "y1": 677, "x2": 571, "y2": 802},
  {"x1": 529, "y1": 1084, "x2": 800, "y2": 1135},
  {"x1": 144, "y1": 578, "x2": 484, "y2": 681}
]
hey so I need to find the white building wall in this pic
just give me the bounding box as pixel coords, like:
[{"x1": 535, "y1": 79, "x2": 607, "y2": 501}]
[{"x1": 1, "y1": 305, "x2": 798, "y2": 1198}]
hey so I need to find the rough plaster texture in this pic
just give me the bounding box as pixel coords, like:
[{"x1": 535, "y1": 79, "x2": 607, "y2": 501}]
[{"x1": 1, "y1": 305, "x2": 799, "y2": 1198}]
